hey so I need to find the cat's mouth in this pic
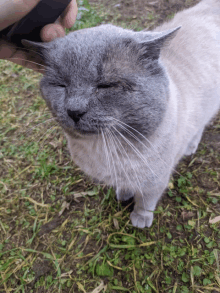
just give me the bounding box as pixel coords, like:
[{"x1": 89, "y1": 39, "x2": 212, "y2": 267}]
[
  {"x1": 61, "y1": 120, "x2": 103, "y2": 137},
  {"x1": 68, "y1": 115, "x2": 114, "y2": 135},
  {"x1": 57, "y1": 112, "x2": 129, "y2": 138},
  {"x1": 61, "y1": 126, "x2": 96, "y2": 139}
]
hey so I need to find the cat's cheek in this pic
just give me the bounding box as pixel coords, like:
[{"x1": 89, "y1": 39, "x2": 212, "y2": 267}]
[
  {"x1": 43, "y1": 98, "x2": 57, "y2": 116},
  {"x1": 111, "y1": 108, "x2": 124, "y2": 121}
]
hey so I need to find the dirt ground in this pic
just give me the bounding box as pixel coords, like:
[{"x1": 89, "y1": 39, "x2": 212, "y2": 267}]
[
  {"x1": 89, "y1": 0, "x2": 201, "y2": 29},
  {"x1": 1, "y1": 0, "x2": 220, "y2": 292}
]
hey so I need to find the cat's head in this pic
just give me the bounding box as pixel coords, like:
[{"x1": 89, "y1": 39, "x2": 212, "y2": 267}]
[{"x1": 23, "y1": 25, "x2": 180, "y2": 137}]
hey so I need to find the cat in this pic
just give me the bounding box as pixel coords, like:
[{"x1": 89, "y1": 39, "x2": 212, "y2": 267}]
[{"x1": 23, "y1": 0, "x2": 220, "y2": 228}]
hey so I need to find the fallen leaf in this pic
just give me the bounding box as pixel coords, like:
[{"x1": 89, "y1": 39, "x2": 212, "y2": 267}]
[
  {"x1": 74, "y1": 190, "x2": 99, "y2": 198},
  {"x1": 74, "y1": 192, "x2": 89, "y2": 198},
  {"x1": 91, "y1": 281, "x2": 107, "y2": 293},
  {"x1": 209, "y1": 216, "x2": 220, "y2": 224},
  {"x1": 181, "y1": 211, "x2": 195, "y2": 220},
  {"x1": 168, "y1": 182, "x2": 174, "y2": 189},
  {"x1": 22, "y1": 197, "x2": 49, "y2": 208},
  {"x1": 49, "y1": 141, "x2": 58, "y2": 148},
  {"x1": 59, "y1": 201, "x2": 70, "y2": 216},
  {"x1": 77, "y1": 282, "x2": 87, "y2": 293},
  {"x1": 188, "y1": 220, "x2": 196, "y2": 227},
  {"x1": 113, "y1": 218, "x2": 119, "y2": 230}
]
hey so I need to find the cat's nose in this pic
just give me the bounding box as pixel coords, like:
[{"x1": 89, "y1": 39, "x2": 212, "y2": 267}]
[{"x1": 67, "y1": 109, "x2": 86, "y2": 123}]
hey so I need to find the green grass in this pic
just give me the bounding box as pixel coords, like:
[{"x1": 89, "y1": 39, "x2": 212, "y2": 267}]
[
  {"x1": 0, "y1": 0, "x2": 220, "y2": 292},
  {"x1": 69, "y1": 0, "x2": 102, "y2": 31}
]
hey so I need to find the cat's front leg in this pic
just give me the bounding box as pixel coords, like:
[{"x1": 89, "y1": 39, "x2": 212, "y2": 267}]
[
  {"x1": 184, "y1": 128, "x2": 204, "y2": 156},
  {"x1": 130, "y1": 181, "x2": 168, "y2": 228},
  {"x1": 116, "y1": 188, "x2": 134, "y2": 201},
  {"x1": 130, "y1": 193, "x2": 155, "y2": 228}
]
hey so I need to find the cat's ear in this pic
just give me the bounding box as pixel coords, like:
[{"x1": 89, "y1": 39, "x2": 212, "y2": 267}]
[
  {"x1": 21, "y1": 39, "x2": 51, "y2": 63},
  {"x1": 138, "y1": 26, "x2": 181, "y2": 61}
]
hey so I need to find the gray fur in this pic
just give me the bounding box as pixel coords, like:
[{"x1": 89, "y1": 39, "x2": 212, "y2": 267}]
[{"x1": 26, "y1": 0, "x2": 220, "y2": 228}]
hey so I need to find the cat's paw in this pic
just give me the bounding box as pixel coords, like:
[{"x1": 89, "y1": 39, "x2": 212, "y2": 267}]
[
  {"x1": 116, "y1": 189, "x2": 134, "y2": 201},
  {"x1": 184, "y1": 143, "x2": 198, "y2": 156},
  {"x1": 130, "y1": 211, "x2": 154, "y2": 228}
]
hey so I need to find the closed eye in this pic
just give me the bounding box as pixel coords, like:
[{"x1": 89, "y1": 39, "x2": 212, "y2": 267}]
[
  {"x1": 49, "y1": 82, "x2": 66, "y2": 88},
  {"x1": 97, "y1": 80, "x2": 135, "y2": 91},
  {"x1": 97, "y1": 83, "x2": 118, "y2": 89}
]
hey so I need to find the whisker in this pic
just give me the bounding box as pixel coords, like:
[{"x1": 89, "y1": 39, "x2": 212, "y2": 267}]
[
  {"x1": 110, "y1": 117, "x2": 162, "y2": 155},
  {"x1": 110, "y1": 117, "x2": 183, "y2": 179},
  {"x1": 106, "y1": 129, "x2": 122, "y2": 185},
  {"x1": 112, "y1": 124, "x2": 162, "y2": 200},
  {"x1": 107, "y1": 128, "x2": 134, "y2": 211},
  {"x1": 104, "y1": 128, "x2": 118, "y2": 189},
  {"x1": 4, "y1": 45, "x2": 45, "y2": 58},
  {"x1": 23, "y1": 118, "x2": 56, "y2": 136},
  {"x1": 107, "y1": 129, "x2": 136, "y2": 195},
  {"x1": 112, "y1": 125, "x2": 162, "y2": 184},
  {"x1": 107, "y1": 127, "x2": 147, "y2": 212},
  {"x1": 101, "y1": 129, "x2": 112, "y2": 181},
  {"x1": 34, "y1": 125, "x2": 57, "y2": 144},
  {"x1": 37, "y1": 126, "x2": 59, "y2": 153},
  {"x1": 6, "y1": 57, "x2": 46, "y2": 70}
]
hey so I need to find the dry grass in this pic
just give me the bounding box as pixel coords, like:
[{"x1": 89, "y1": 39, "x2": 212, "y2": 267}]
[{"x1": 0, "y1": 0, "x2": 220, "y2": 292}]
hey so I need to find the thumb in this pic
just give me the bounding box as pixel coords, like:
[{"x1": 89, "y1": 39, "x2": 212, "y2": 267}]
[{"x1": 0, "y1": 0, "x2": 41, "y2": 31}]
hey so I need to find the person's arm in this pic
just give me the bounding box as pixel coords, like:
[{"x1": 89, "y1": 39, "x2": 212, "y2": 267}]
[{"x1": 0, "y1": 0, "x2": 78, "y2": 72}]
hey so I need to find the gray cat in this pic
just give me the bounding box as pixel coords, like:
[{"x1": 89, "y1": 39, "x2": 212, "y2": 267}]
[{"x1": 24, "y1": 0, "x2": 220, "y2": 228}]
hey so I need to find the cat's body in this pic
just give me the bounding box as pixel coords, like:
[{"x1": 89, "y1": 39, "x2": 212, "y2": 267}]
[{"x1": 25, "y1": 0, "x2": 220, "y2": 228}]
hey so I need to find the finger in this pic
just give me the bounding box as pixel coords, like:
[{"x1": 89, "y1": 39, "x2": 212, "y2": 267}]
[
  {"x1": 60, "y1": 0, "x2": 78, "y2": 29},
  {"x1": 40, "y1": 23, "x2": 65, "y2": 42},
  {"x1": 0, "y1": 0, "x2": 41, "y2": 30}
]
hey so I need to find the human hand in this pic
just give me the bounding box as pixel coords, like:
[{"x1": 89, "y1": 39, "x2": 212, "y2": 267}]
[{"x1": 0, "y1": 0, "x2": 78, "y2": 72}]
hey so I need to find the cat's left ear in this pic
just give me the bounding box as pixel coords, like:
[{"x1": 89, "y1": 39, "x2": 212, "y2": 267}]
[
  {"x1": 138, "y1": 26, "x2": 181, "y2": 61},
  {"x1": 22, "y1": 39, "x2": 51, "y2": 63}
]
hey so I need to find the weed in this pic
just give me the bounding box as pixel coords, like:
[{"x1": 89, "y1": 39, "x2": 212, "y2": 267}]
[{"x1": 0, "y1": 0, "x2": 220, "y2": 292}]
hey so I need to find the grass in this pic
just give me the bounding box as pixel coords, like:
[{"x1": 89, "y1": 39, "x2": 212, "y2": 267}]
[{"x1": 0, "y1": 0, "x2": 220, "y2": 292}]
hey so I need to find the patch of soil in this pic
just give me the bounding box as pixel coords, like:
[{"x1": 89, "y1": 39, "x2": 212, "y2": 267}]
[
  {"x1": 203, "y1": 132, "x2": 220, "y2": 152},
  {"x1": 32, "y1": 258, "x2": 52, "y2": 280},
  {"x1": 90, "y1": 0, "x2": 200, "y2": 29},
  {"x1": 38, "y1": 217, "x2": 63, "y2": 236}
]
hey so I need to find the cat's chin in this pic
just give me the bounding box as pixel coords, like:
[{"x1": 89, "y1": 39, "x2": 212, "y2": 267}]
[{"x1": 63, "y1": 127, "x2": 98, "y2": 139}]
